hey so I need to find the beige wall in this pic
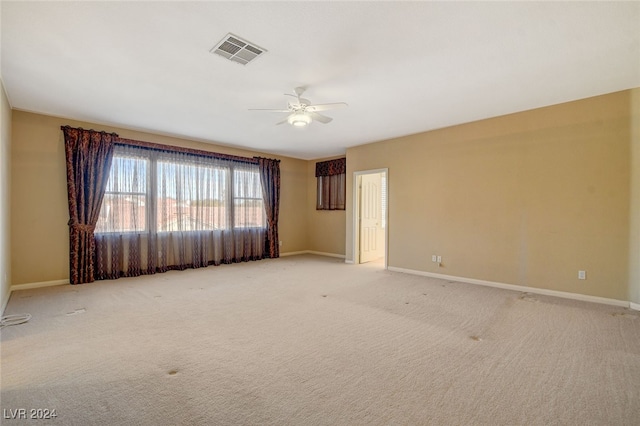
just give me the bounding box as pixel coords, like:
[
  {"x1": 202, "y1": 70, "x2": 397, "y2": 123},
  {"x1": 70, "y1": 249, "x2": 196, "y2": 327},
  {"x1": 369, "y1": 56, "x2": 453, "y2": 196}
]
[
  {"x1": 1, "y1": 80, "x2": 12, "y2": 311},
  {"x1": 347, "y1": 89, "x2": 637, "y2": 301},
  {"x1": 630, "y1": 89, "x2": 640, "y2": 305},
  {"x1": 307, "y1": 156, "x2": 346, "y2": 256},
  {"x1": 10, "y1": 111, "x2": 308, "y2": 285},
  {"x1": 9, "y1": 89, "x2": 639, "y2": 304}
]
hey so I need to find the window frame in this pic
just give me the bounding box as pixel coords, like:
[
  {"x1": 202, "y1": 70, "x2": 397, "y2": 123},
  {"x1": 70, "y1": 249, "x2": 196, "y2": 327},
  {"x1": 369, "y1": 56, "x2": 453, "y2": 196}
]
[
  {"x1": 232, "y1": 168, "x2": 266, "y2": 229},
  {"x1": 97, "y1": 155, "x2": 151, "y2": 234},
  {"x1": 96, "y1": 147, "x2": 266, "y2": 234}
]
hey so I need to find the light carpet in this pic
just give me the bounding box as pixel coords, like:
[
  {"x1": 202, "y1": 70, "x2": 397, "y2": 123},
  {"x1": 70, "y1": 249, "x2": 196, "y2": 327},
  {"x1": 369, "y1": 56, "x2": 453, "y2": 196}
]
[{"x1": 1, "y1": 254, "x2": 639, "y2": 425}]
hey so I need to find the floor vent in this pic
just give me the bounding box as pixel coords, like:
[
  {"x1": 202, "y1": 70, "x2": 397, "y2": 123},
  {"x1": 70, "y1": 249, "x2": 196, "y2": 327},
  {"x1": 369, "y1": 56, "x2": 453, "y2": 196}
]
[{"x1": 210, "y1": 33, "x2": 266, "y2": 65}]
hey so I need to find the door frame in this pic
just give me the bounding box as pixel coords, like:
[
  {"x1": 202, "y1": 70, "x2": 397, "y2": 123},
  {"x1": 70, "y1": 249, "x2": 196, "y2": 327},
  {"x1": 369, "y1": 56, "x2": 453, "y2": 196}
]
[{"x1": 352, "y1": 168, "x2": 388, "y2": 268}]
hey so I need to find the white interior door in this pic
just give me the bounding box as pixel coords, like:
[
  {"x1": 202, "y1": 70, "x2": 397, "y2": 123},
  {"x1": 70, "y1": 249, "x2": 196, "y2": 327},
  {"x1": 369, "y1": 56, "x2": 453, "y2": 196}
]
[{"x1": 360, "y1": 173, "x2": 384, "y2": 263}]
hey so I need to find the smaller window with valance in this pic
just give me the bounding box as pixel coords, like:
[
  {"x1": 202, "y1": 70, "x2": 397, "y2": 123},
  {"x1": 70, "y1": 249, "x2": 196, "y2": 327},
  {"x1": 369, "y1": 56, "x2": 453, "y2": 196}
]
[{"x1": 316, "y1": 158, "x2": 346, "y2": 210}]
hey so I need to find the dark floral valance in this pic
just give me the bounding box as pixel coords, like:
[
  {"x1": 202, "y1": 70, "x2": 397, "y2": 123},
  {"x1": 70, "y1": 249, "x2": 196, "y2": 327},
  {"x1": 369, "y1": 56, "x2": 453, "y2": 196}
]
[{"x1": 316, "y1": 158, "x2": 346, "y2": 177}]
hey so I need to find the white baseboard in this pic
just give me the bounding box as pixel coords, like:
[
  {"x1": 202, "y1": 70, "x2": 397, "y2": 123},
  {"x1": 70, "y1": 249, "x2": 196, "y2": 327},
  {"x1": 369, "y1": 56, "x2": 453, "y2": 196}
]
[
  {"x1": 280, "y1": 250, "x2": 346, "y2": 259},
  {"x1": 344, "y1": 260, "x2": 354, "y2": 264},
  {"x1": 387, "y1": 266, "x2": 629, "y2": 308},
  {"x1": 279, "y1": 251, "x2": 309, "y2": 257},
  {"x1": 307, "y1": 251, "x2": 346, "y2": 259},
  {"x1": 11, "y1": 279, "x2": 69, "y2": 292},
  {"x1": 9, "y1": 267, "x2": 635, "y2": 312}
]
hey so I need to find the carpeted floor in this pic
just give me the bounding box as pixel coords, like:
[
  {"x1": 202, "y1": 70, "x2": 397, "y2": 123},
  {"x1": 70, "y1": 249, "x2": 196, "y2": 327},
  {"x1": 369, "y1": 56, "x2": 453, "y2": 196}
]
[{"x1": 1, "y1": 254, "x2": 639, "y2": 425}]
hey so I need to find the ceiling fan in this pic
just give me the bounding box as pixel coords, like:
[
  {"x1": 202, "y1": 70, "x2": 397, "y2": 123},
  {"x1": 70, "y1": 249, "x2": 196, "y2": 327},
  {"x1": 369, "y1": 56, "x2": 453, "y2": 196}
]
[{"x1": 250, "y1": 87, "x2": 348, "y2": 127}]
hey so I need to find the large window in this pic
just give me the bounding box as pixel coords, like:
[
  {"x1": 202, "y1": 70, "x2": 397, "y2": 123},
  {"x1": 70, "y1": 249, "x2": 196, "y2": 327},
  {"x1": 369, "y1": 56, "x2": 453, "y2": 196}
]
[
  {"x1": 94, "y1": 144, "x2": 267, "y2": 279},
  {"x1": 96, "y1": 146, "x2": 265, "y2": 234},
  {"x1": 62, "y1": 125, "x2": 279, "y2": 283}
]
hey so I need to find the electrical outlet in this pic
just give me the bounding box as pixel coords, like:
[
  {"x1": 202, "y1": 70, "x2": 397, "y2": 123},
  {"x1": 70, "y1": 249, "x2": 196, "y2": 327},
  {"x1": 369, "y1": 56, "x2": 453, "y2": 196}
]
[
  {"x1": 279, "y1": 241, "x2": 283, "y2": 247},
  {"x1": 432, "y1": 255, "x2": 437, "y2": 262},
  {"x1": 437, "y1": 256, "x2": 442, "y2": 263},
  {"x1": 578, "y1": 270, "x2": 586, "y2": 280}
]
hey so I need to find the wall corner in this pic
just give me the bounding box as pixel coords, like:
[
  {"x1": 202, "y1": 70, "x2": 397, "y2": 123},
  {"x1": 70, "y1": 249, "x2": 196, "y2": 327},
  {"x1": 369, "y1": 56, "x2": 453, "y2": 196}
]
[
  {"x1": 1, "y1": 78, "x2": 13, "y2": 314},
  {"x1": 629, "y1": 88, "x2": 640, "y2": 306}
]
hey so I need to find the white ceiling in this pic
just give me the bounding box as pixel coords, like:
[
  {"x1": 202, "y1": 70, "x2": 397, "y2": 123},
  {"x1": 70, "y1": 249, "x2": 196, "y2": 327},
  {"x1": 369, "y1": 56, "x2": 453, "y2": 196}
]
[{"x1": 2, "y1": 1, "x2": 639, "y2": 160}]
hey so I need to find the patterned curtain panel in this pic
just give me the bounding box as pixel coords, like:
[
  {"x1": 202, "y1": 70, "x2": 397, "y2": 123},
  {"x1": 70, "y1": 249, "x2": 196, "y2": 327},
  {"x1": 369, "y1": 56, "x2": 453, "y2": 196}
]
[
  {"x1": 93, "y1": 144, "x2": 268, "y2": 279},
  {"x1": 257, "y1": 157, "x2": 281, "y2": 258},
  {"x1": 316, "y1": 158, "x2": 346, "y2": 210},
  {"x1": 62, "y1": 126, "x2": 117, "y2": 284}
]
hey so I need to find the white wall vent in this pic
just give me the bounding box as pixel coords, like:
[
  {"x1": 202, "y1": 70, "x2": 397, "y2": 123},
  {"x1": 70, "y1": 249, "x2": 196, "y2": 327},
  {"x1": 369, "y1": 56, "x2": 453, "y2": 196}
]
[{"x1": 210, "y1": 33, "x2": 266, "y2": 65}]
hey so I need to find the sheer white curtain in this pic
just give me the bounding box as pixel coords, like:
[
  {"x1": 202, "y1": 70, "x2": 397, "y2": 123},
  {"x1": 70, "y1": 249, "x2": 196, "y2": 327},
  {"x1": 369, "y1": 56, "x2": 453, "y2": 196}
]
[{"x1": 95, "y1": 145, "x2": 265, "y2": 279}]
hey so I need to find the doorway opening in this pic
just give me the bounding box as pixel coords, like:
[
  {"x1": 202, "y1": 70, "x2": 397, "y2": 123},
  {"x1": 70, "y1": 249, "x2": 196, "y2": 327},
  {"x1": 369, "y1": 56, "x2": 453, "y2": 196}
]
[{"x1": 353, "y1": 169, "x2": 388, "y2": 267}]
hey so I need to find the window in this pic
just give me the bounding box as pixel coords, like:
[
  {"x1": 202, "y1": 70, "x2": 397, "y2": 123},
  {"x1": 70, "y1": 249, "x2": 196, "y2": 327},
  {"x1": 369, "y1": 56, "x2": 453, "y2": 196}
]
[
  {"x1": 316, "y1": 158, "x2": 346, "y2": 210},
  {"x1": 156, "y1": 161, "x2": 231, "y2": 232},
  {"x1": 97, "y1": 155, "x2": 149, "y2": 232},
  {"x1": 59, "y1": 124, "x2": 280, "y2": 281},
  {"x1": 233, "y1": 168, "x2": 266, "y2": 228},
  {"x1": 96, "y1": 145, "x2": 265, "y2": 234}
]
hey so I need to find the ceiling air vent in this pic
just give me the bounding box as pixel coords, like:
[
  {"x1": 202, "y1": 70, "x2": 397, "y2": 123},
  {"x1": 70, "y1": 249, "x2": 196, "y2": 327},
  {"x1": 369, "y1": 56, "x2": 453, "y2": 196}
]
[{"x1": 210, "y1": 33, "x2": 266, "y2": 65}]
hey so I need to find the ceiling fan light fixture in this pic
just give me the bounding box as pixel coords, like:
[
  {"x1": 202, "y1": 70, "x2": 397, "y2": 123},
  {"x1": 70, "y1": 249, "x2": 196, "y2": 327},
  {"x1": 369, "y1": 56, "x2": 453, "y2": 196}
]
[
  {"x1": 249, "y1": 86, "x2": 347, "y2": 127},
  {"x1": 288, "y1": 112, "x2": 311, "y2": 127}
]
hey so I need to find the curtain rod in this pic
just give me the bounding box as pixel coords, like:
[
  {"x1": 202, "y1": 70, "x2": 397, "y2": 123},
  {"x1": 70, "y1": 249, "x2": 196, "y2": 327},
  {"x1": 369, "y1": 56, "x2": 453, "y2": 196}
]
[
  {"x1": 116, "y1": 137, "x2": 260, "y2": 164},
  {"x1": 61, "y1": 126, "x2": 279, "y2": 165}
]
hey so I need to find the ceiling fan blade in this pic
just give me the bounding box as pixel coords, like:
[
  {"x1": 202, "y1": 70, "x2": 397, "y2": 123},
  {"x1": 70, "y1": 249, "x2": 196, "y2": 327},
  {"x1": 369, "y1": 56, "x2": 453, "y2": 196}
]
[
  {"x1": 249, "y1": 108, "x2": 291, "y2": 112},
  {"x1": 252, "y1": 87, "x2": 342, "y2": 125},
  {"x1": 285, "y1": 88, "x2": 303, "y2": 99},
  {"x1": 307, "y1": 111, "x2": 333, "y2": 124},
  {"x1": 305, "y1": 102, "x2": 348, "y2": 112}
]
